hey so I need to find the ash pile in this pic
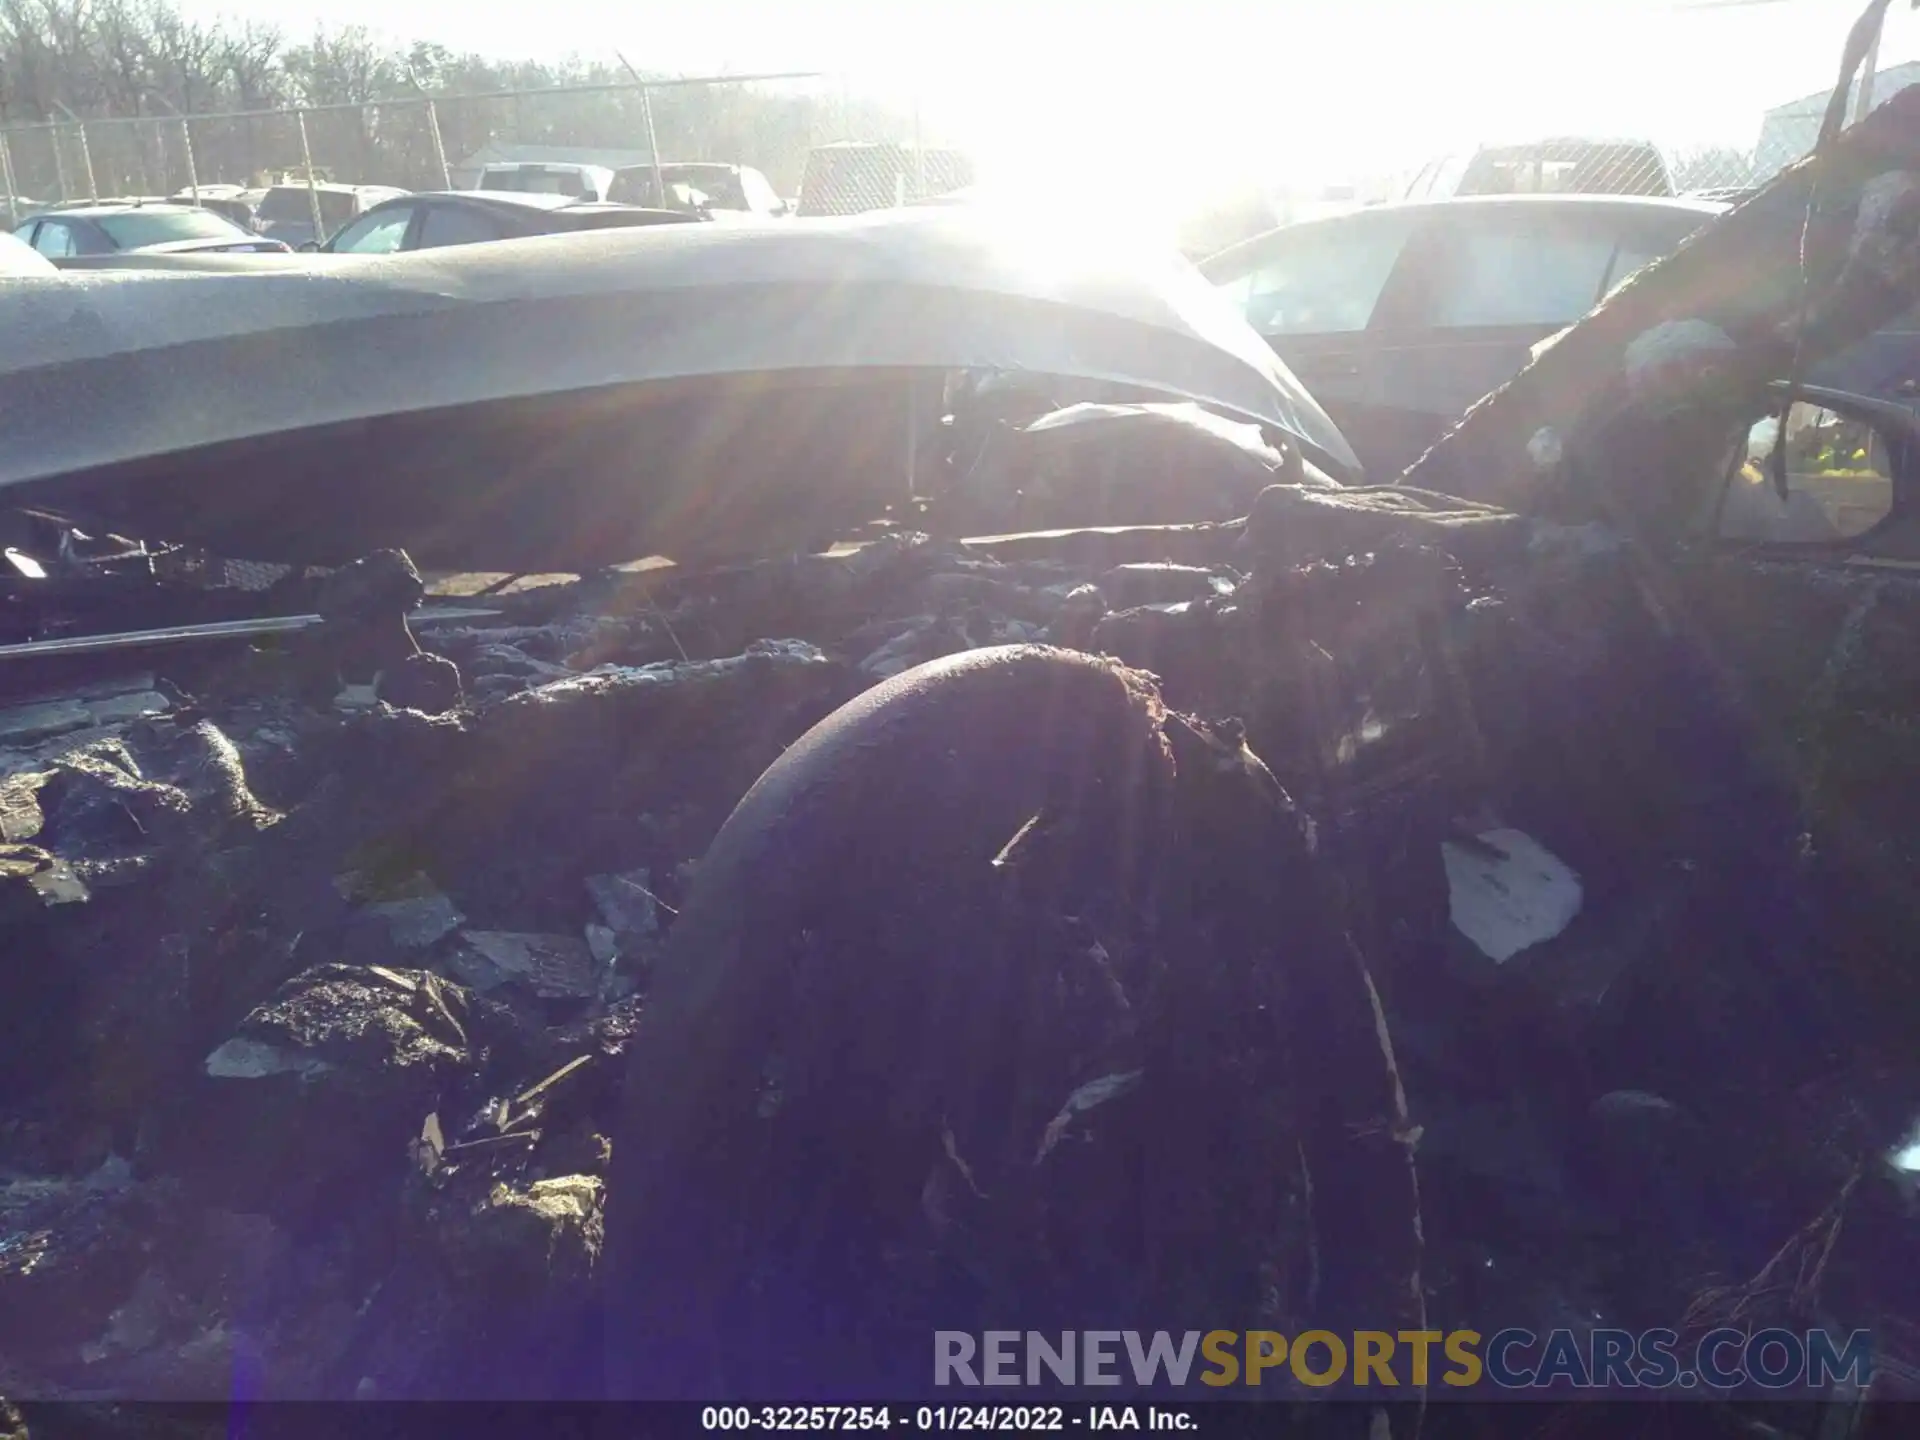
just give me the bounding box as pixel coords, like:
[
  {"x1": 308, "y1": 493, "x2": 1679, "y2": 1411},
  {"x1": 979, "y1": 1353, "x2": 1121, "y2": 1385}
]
[{"x1": 0, "y1": 424, "x2": 1912, "y2": 1424}]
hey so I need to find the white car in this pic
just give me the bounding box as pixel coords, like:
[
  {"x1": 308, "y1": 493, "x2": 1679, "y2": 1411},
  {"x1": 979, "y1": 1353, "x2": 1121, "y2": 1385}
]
[
  {"x1": 0, "y1": 229, "x2": 55, "y2": 275},
  {"x1": 605, "y1": 163, "x2": 789, "y2": 220},
  {"x1": 474, "y1": 162, "x2": 615, "y2": 203}
]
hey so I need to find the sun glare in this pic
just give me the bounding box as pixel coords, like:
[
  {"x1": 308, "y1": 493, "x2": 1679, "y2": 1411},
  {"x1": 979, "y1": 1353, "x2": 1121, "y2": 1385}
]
[{"x1": 893, "y1": 0, "x2": 1913, "y2": 230}]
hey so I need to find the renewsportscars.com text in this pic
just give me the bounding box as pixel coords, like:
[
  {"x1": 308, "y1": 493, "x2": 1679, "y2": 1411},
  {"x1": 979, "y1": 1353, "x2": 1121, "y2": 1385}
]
[{"x1": 934, "y1": 1328, "x2": 1874, "y2": 1392}]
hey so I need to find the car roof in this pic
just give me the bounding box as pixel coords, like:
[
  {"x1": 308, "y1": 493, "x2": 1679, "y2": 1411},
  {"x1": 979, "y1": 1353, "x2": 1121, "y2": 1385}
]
[
  {"x1": 267, "y1": 182, "x2": 402, "y2": 196},
  {"x1": 351, "y1": 192, "x2": 694, "y2": 228},
  {"x1": 444, "y1": 190, "x2": 596, "y2": 212},
  {"x1": 478, "y1": 161, "x2": 612, "y2": 179},
  {"x1": 1199, "y1": 193, "x2": 1729, "y2": 274},
  {"x1": 384, "y1": 190, "x2": 622, "y2": 215},
  {"x1": 614, "y1": 161, "x2": 739, "y2": 174},
  {"x1": 1335, "y1": 193, "x2": 1724, "y2": 222},
  {"x1": 30, "y1": 202, "x2": 206, "y2": 219},
  {"x1": 552, "y1": 202, "x2": 682, "y2": 217}
]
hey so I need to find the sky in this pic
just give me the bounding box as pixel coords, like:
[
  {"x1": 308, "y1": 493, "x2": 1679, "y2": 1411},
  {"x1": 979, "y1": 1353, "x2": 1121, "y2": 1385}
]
[{"x1": 171, "y1": 0, "x2": 1920, "y2": 193}]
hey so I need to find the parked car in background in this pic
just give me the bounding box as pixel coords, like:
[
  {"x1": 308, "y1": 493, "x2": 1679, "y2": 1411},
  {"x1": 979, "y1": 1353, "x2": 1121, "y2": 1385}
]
[
  {"x1": 310, "y1": 190, "x2": 701, "y2": 254},
  {"x1": 170, "y1": 184, "x2": 260, "y2": 231},
  {"x1": 1201, "y1": 194, "x2": 1723, "y2": 478},
  {"x1": 605, "y1": 171, "x2": 719, "y2": 218},
  {"x1": 606, "y1": 162, "x2": 789, "y2": 218},
  {"x1": 254, "y1": 182, "x2": 409, "y2": 249},
  {"x1": 12, "y1": 202, "x2": 291, "y2": 265},
  {"x1": 796, "y1": 142, "x2": 975, "y2": 217},
  {"x1": 474, "y1": 161, "x2": 614, "y2": 202},
  {"x1": 1408, "y1": 139, "x2": 1677, "y2": 200}
]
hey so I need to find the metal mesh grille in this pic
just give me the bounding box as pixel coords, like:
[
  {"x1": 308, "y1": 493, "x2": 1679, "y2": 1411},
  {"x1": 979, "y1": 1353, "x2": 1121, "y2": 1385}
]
[{"x1": 793, "y1": 143, "x2": 976, "y2": 216}]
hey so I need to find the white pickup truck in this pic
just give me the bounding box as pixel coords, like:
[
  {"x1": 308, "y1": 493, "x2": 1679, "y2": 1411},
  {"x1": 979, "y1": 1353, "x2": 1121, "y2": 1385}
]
[{"x1": 474, "y1": 161, "x2": 615, "y2": 203}]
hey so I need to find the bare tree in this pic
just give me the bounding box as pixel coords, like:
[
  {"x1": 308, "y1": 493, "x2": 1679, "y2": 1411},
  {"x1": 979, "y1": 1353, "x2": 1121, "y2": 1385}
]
[
  {"x1": 0, "y1": 0, "x2": 866, "y2": 194},
  {"x1": 94, "y1": 0, "x2": 155, "y2": 190},
  {"x1": 223, "y1": 20, "x2": 284, "y2": 111},
  {"x1": 148, "y1": 1, "x2": 219, "y2": 115}
]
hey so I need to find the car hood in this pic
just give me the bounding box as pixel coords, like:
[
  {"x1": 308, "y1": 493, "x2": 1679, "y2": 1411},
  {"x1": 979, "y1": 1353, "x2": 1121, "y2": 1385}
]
[
  {"x1": 0, "y1": 208, "x2": 1361, "y2": 569},
  {"x1": 0, "y1": 231, "x2": 55, "y2": 275}
]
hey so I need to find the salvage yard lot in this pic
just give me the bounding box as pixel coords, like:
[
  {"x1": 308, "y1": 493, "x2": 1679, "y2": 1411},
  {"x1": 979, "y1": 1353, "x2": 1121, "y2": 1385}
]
[{"x1": 3, "y1": 1, "x2": 1920, "y2": 1429}]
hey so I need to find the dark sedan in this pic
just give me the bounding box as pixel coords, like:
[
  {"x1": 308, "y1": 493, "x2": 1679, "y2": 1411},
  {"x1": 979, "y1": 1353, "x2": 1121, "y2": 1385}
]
[
  {"x1": 13, "y1": 202, "x2": 290, "y2": 265},
  {"x1": 312, "y1": 190, "x2": 701, "y2": 254},
  {"x1": 1204, "y1": 192, "x2": 1919, "y2": 480},
  {"x1": 170, "y1": 186, "x2": 262, "y2": 231}
]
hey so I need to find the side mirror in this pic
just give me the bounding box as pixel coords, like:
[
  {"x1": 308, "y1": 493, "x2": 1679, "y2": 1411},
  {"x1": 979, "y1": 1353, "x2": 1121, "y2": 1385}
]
[
  {"x1": 297, "y1": 240, "x2": 320, "y2": 254},
  {"x1": 1713, "y1": 384, "x2": 1913, "y2": 547}
]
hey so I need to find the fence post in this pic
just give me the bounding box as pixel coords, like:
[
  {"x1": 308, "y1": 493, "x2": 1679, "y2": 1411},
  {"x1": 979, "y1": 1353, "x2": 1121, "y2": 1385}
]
[
  {"x1": 179, "y1": 116, "x2": 200, "y2": 203},
  {"x1": 50, "y1": 126, "x2": 70, "y2": 201},
  {"x1": 641, "y1": 84, "x2": 665, "y2": 206},
  {"x1": 0, "y1": 132, "x2": 15, "y2": 227},
  {"x1": 76, "y1": 121, "x2": 97, "y2": 200},
  {"x1": 295, "y1": 109, "x2": 323, "y2": 242},
  {"x1": 913, "y1": 97, "x2": 926, "y2": 201},
  {"x1": 54, "y1": 108, "x2": 98, "y2": 201},
  {"x1": 424, "y1": 98, "x2": 452, "y2": 189}
]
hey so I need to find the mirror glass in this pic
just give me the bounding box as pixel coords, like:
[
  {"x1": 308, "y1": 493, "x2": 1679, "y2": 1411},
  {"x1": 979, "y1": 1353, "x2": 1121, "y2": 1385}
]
[{"x1": 1719, "y1": 401, "x2": 1895, "y2": 543}]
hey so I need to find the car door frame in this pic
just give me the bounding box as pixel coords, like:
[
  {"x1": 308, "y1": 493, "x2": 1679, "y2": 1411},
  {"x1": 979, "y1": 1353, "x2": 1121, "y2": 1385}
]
[
  {"x1": 24, "y1": 217, "x2": 81, "y2": 258},
  {"x1": 1356, "y1": 201, "x2": 1662, "y2": 475},
  {"x1": 1221, "y1": 207, "x2": 1429, "y2": 418}
]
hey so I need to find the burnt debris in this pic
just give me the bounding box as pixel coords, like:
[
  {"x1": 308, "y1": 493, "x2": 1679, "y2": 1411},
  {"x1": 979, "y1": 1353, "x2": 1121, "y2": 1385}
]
[
  {"x1": 6, "y1": 45, "x2": 1920, "y2": 1423},
  {"x1": 0, "y1": 483, "x2": 1910, "y2": 1416}
]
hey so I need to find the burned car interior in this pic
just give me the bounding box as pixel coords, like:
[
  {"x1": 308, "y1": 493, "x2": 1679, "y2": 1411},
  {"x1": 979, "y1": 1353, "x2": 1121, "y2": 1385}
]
[{"x1": 3, "y1": 8, "x2": 1920, "y2": 1432}]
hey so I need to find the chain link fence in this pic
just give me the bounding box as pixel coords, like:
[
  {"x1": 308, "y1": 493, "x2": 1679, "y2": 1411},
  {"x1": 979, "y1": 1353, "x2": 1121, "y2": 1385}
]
[
  {"x1": 0, "y1": 47, "x2": 1915, "y2": 235},
  {"x1": 0, "y1": 74, "x2": 983, "y2": 230},
  {"x1": 1388, "y1": 82, "x2": 1908, "y2": 208}
]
